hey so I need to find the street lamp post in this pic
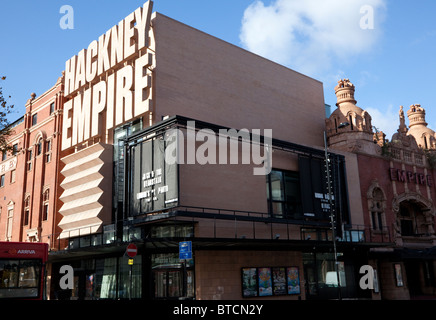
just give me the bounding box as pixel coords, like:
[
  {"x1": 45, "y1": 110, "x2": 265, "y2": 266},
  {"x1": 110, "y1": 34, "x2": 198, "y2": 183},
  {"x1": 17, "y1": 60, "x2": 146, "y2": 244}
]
[{"x1": 323, "y1": 122, "x2": 349, "y2": 300}]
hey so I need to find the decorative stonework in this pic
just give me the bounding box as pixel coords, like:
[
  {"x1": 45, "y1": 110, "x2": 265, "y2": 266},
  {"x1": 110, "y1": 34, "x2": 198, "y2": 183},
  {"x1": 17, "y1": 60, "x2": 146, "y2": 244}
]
[
  {"x1": 405, "y1": 104, "x2": 436, "y2": 150},
  {"x1": 326, "y1": 78, "x2": 380, "y2": 155}
]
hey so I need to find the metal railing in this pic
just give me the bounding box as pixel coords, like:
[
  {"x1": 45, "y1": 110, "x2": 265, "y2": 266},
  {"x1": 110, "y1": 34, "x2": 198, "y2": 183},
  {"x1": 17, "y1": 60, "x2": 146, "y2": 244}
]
[{"x1": 41, "y1": 207, "x2": 394, "y2": 253}]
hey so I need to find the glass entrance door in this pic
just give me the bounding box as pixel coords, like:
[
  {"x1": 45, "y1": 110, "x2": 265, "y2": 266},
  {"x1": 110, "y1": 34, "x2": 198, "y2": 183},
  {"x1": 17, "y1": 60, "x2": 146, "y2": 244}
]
[
  {"x1": 153, "y1": 269, "x2": 183, "y2": 298},
  {"x1": 151, "y1": 253, "x2": 194, "y2": 299}
]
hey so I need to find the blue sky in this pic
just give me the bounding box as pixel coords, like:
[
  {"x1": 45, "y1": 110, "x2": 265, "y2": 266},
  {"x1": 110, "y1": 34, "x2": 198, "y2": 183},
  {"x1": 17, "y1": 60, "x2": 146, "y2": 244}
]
[{"x1": 0, "y1": 0, "x2": 435, "y2": 140}]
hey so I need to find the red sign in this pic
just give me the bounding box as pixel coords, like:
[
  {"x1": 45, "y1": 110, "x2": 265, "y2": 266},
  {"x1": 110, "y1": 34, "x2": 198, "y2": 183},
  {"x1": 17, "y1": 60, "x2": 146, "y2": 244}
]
[
  {"x1": 389, "y1": 168, "x2": 433, "y2": 187},
  {"x1": 126, "y1": 243, "x2": 137, "y2": 258}
]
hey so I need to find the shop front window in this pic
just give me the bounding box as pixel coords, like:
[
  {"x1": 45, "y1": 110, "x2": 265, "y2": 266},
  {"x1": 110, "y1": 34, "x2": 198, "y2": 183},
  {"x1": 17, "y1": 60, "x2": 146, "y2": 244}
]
[
  {"x1": 303, "y1": 252, "x2": 350, "y2": 300},
  {"x1": 97, "y1": 258, "x2": 117, "y2": 299},
  {"x1": 83, "y1": 256, "x2": 142, "y2": 300},
  {"x1": 118, "y1": 256, "x2": 142, "y2": 299}
]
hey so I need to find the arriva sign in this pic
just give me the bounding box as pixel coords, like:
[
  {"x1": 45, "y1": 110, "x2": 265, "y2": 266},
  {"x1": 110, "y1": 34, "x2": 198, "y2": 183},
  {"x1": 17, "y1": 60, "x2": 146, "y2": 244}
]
[{"x1": 62, "y1": 1, "x2": 154, "y2": 151}]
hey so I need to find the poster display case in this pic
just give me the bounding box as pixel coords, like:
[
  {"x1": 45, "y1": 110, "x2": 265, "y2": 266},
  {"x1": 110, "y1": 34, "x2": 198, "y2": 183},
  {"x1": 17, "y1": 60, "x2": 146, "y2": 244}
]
[{"x1": 241, "y1": 266, "x2": 300, "y2": 298}]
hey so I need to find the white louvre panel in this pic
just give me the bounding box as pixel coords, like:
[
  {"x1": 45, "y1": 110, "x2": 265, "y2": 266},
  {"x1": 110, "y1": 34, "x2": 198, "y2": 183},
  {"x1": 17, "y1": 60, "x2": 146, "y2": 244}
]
[{"x1": 58, "y1": 143, "x2": 113, "y2": 240}]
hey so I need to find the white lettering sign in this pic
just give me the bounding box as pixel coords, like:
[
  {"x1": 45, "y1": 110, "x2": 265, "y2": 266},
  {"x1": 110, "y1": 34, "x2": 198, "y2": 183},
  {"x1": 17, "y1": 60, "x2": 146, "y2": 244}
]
[
  {"x1": 62, "y1": 1, "x2": 154, "y2": 151},
  {"x1": 137, "y1": 168, "x2": 169, "y2": 201},
  {"x1": 0, "y1": 157, "x2": 17, "y2": 175},
  {"x1": 17, "y1": 249, "x2": 36, "y2": 254}
]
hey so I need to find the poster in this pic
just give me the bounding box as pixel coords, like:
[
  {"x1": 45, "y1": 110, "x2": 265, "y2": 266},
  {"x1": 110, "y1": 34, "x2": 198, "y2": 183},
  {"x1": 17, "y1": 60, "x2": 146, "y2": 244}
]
[
  {"x1": 241, "y1": 268, "x2": 258, "y2": 297},
  {"x1": 287, "y1": 267, "x2": 301, "y2": 294},
  {"x1": 130, "y1": 133, "x2": 179, "y2": 216},
  {"x1": 258, "y1": 267, "x2": 273, "y2": 297},
  {"x1": 272, "y1": 267, "x2": 287, "y2": 295}
]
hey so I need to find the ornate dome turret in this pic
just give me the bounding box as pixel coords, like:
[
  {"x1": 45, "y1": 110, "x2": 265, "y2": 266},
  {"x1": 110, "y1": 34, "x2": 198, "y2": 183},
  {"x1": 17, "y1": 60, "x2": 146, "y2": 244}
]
[
  {"x1": 406, "y1": 104, "x2": 436, "y2": 149},
  {"x1": 326, "y1": 79, "x2": 380, "y2": 155},
  {"x1": 334, "y1": 78, "x2": 357, "y2": 106}
]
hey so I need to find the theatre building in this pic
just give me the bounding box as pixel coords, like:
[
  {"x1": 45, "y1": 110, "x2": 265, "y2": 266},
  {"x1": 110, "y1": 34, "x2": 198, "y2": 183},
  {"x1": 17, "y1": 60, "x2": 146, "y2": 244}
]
[
  {"x1": 3, "y1": 2, "x2": 393, "y2": 300},
  {"x1": 326, "y1": 79, "x2": 436, "y2": 299},
  {"x1": 45, "y1": 1, "x2": 393, "y2": 300}
]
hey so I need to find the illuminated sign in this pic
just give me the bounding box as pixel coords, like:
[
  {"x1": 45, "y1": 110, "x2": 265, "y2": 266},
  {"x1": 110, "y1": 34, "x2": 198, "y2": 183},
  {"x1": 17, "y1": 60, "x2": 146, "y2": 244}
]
[{"x1": 62, "y1": 1, "x2": 154, "y2": 150}]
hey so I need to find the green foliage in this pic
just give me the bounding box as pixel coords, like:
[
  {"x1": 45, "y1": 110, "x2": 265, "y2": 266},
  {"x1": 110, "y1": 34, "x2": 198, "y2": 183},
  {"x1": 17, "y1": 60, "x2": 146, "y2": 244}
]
[
  {"x1": 0, "y1": 76, "x2": 15, "y2": 153},
  {"x1": 381, "y1": 140, "x2": 392, "y2": 158},
  {"x1": 424, "y1": 149, "x2": 436, "y2": 169}
]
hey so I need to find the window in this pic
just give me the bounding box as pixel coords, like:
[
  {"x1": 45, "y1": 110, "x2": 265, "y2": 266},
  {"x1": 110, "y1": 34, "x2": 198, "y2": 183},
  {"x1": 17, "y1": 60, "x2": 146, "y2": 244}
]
[
  {"x1": 84, "y1": 256, "x2": 143, "y2": 299},
  {"x1": 401, "y1": 220, "x2": 414, "y2": 236},
  {"x1": 23, "y1": 196, "x2": 30, "y2": 226},
  {"x1": 43, "y1": 189, "x2": 49, "y2": 202},
  {"x1": 45, "y1": 140, "x2": 52, "y2": 163},
  {"x1": 42, "y1": 189, "x2": 49, "y2": 221},
  {"x1": 266, "y1": 169, "x2": 302, "y2": 219},
  {"x1": 6, "y1": 209, "x2": 13, "y2": 241},
  {"x1": 398, "y1": 202, "x2": 425, "y2": 236},
  {"x1": 0, "y1": 174, "x2": 4, "y2": 187},
  {"x1": 36, "y1": 140, "x2": 42, "y2": 156},
  {"x1": 303, "y1": 252, "x2": 347, "y2": 299},
  {"x1": 50, "y1": 102, "x2": 55, "y2": 115},
  {"x1": 10, "y1": 170, "x2": 15, "y2": 184},
  {"x1": 367, "y1": 183, "x2": 386, "y2": 232},
  {"x1": 0, "y1": 259, "x2": 42, "y2": 299},
  {"x1": 370, "y1": 188, "x2": 385, "y2": 231},
  {"x1": 42, "y1": 204, "x2": 49, "y2": 221},
  {"x1": 1, "y1": 151, "x2": 6, "y2": 162},
  {"x1": 31, "y1": 114, "x2": 37, "y2": 126},
  {"x1": 27, "y1": 150, "x2": 32, "y2": 171},
  {"x1": 12, "y1": 144, "x2": 18, "y2": 156},
  {"x1": 24, "y1": 210, "x2": 30, "y2": 226}
]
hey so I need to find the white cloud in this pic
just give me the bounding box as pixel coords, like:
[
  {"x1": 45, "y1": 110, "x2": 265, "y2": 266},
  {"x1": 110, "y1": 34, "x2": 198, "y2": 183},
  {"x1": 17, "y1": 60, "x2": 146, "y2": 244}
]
[
  {"x1": 365, "y1": 104, "x2": 399, "y2": 140},
  {"x1": 239, "y1": 0, "x2": 386, "y2": 77}
]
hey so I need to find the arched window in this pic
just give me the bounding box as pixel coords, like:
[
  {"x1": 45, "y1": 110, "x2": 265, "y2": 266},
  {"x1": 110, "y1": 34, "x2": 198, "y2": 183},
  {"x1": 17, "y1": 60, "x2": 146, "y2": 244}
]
[
  {"x1": 42, "y1": 188, "x2": 49, "y2": 221},
  {"x1": 367, "y1": 182, "x2": 386, "y2": 232},
  {"x1": 36, "y1": 139, "x2": 43, "y2": 156},
  {"x1": 23, "y1": 195, "x2": 30, "y2": 226},
  {"x1": 399, "y1": 201, "x2": 427, "y2": 236},
  {"x1": 43, "y1": 189, "x2": 49, "y2": 202},
  {"x1": 370, "y1": 188, "x2": 385, "y2": 230}
]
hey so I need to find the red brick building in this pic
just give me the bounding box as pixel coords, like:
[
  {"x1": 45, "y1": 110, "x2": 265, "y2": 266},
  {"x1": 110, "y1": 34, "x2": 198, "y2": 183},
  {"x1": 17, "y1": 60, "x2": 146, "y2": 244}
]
[
  {"x1": 0, "y1": 76, "x2": 64, "y2": 246},
  {"x1": 326, "y1": 79, "x2": 436, "y2": 299}
]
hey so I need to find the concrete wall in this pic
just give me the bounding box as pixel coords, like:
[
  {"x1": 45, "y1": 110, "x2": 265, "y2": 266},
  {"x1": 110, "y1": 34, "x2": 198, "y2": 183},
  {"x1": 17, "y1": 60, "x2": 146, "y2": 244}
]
[{"x1": 152, "y1": 13, "x2": 325, "y2": 149}]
